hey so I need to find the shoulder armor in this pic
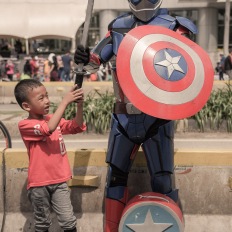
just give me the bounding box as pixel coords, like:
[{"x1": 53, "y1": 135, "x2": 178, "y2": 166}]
[
  {"x1": 108, "y1": 13, "x2": 131, "y2": 30},
  {"x1": 148, "y1": 14, "x2": 176, "y2": 30},
  {"x1": 176, "y1": 16, "x2": 198, "y2": 34},
  {"x1": 157, "y1": 14, "x2": 176, "y2": 23},
  {"x1": 110, "y1": 13, "x2": 135, "y2": 29}
]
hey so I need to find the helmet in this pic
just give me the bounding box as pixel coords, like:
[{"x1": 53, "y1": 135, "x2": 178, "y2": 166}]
[{"x1": 128, "y1": 0, "x2": 163, "y2": 22}]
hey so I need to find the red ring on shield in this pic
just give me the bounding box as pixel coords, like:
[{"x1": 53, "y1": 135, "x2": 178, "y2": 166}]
[
  {"x1": 143, "y1": 42, "x2": 195, "y2": 92},
  {"x1": 116, "y1": 25, "x2": 214, "y2": 120}
]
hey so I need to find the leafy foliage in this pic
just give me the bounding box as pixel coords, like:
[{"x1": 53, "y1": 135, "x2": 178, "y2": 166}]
[
  {"x1": 190, "y1": 83, "x2": 232, "y2": 132},
  {"x1": 51, "y1": 89, "x2": 115, "y2": 134},
  {"x1": 83, "y1": 89, "x2": 114, "y2": 133},
  {"x1": 52, "y1": 83, "x2": 232, "y2": 133}
]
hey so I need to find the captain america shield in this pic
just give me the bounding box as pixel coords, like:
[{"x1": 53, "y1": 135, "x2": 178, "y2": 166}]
[
  {"x1": 116, "y1": 25, "x2": 214, "y2": 120},
  {"x1": 119, "y1": 192, "x2": 184, "y2": 232}
]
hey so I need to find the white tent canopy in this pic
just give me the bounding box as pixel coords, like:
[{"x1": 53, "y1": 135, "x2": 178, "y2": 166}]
[{"x1": 0, "y1": 0, "x2": 87, "y2": 39}]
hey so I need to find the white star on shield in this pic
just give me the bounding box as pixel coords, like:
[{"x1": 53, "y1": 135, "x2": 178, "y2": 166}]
[
  {"x1": 126, "y1": 210, "x2": 173, "y2": 232},
  {"x1": 155, "y1": 50, "x2": 185, "y2": 78}
]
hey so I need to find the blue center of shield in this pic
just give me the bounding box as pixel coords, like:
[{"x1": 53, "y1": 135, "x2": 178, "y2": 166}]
[
  {"x1": 154, "y1": 49, "x2": 187, "y2": 81},
  {"x1": 121, "y1": 205, "x2": 181, "y2": 231}
]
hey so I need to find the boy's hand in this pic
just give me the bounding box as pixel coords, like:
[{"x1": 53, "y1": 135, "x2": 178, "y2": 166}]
[{"x1": 62, "y1": 85, "x2": 84, "y2": 105}]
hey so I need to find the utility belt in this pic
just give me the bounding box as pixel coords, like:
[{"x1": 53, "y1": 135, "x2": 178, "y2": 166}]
[{"x1": 113, "y1": 102, "x2": 142, "y2": 114}]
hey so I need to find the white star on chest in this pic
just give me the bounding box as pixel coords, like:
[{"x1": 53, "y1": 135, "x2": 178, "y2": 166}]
[
  {"x1": 126, "y1": 210, "x2": 173, "y2": 232},
  {"x1": 155, "y1": 50, "x2": 184, "y2": 78}
]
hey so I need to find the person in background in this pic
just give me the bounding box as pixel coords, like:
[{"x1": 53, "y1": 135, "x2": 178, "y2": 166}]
[
  {"x1": 43, "y1": 56, "x2": 51, "y2": 82},
  {"x1": 57, "y1": 55, "x2": 64, "y2": 81},
  {"x1": 48, "y1": 53, "x2": 60, "y2": 81},
  {"x1": 62, "y1": 50, "x2": 73, "y2": 81},
  {"x1": 224, "y1": 49, "x2": 232, "y2": 81},
  {"x1": 14, "y1": 79, "x2": 86, "y2": 232},
  {"x1": 5, "y1": 59, "x2": 14, "y2": 81},
  {"x1": 29, "y1": 55, "x2": 39, "y2": 80},
  {"x1": 20, "y1": 60, "x2": 32, "y2": 80},
  {"x1": 219, "y1": 53, "x2": 225, "y2": 80}
]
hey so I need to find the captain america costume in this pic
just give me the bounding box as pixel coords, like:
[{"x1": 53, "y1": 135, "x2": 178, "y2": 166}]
[{"x1": 74, "y1": 1, "x2": 198, "y2": 231}]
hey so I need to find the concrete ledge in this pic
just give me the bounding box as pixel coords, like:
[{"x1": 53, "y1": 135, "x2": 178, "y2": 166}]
[
  {"x1": 68, "y1": 175, "x2": 100, "y2": 187},
  {"x1": 174, "y1": 150, "x2": 232, "y2": 166},
  {"x1": 0, "y1": 80, "x2": 229, "y2": 104},
  {"x1": 1, "y1": 148, "x2": 232, "y2": 231},
  {"x1": 0, "y1": 81, "x2": 114, "y2": 104}
]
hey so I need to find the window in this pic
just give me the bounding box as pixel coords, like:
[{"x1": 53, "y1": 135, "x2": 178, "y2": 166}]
[{"x1": 218, "y1": 9, "x2": 232, "y2": 49}]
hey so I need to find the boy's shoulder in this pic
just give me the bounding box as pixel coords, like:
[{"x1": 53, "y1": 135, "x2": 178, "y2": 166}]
[{"x1": 18, "y1": 114, "x2": 52, "y2": 126}]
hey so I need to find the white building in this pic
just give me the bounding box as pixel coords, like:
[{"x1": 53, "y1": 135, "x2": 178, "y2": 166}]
[{"x1": 0, "y1": 0, "x2": 231, "y2": 65}]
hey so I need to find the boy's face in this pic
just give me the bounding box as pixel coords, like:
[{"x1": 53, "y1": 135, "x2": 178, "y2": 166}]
[{"x1": 22, "y1": 85, "x2": 50, "y2": 119}]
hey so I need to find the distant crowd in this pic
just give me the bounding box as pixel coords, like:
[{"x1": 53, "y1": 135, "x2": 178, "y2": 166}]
[
  {"x1": 215, "y1": 49, "x2": 232, "y2": 81},
  {"x1": 0, "y1": 51, "x2": 112, "y2": 83}
]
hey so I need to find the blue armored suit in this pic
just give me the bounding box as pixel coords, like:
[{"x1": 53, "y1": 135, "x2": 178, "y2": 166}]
[{"x1": 79, "y1": 5, "x2": 197, "y2": 232}]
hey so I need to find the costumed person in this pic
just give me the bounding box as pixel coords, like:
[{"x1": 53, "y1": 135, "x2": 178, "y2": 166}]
[{"x1": 74, "y1": 1, "x2": 213, "y2": 231}]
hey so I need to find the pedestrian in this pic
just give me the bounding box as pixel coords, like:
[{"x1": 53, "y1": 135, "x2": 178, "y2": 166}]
[
  {"x1": 5, "y1": 59, "x2": 14, "y2": 81},
  {"x1": 62, "y1": 50, "x2": 73, "y2": 81},
  {"x1": 29, "y1": 55, "x2": 39, "y2": 80},
  {"x1": 218, "y1": 53, "x2": 225, "y2": 80},
  {"x1": 96, "y1": 64, "x2": 106, "y2": 81},
  {"x1": 43, "y1": 56, "x2": 51, "y2": 82},
  {"x1": 14, "y1": 79, "x2": 86, "y2": 232},
  {"x1": 57, "y1": 55, "x2": 64, "y2": 81},
  {"x1": 48, "y1": 53, "x2": 60, "y2": 81},
  {"x1": 20, "y1": 60, "x2": 31, "y2": 80},
  {"x1": 224, "y1": 48, "x2": 232, "y2": 81}
]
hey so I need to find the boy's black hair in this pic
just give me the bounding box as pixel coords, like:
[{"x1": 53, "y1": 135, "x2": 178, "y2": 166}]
[{"x1": 14, "y1": 79, "x2": 43, "y2": 108}]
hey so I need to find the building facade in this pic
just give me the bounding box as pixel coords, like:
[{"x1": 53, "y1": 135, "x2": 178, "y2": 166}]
[
  {"x1": 0, "y1": 0, "x2": 231, "y2": 66},
  {"x1": 89, "y1": 0, "x2": 231, "y2": 66}
]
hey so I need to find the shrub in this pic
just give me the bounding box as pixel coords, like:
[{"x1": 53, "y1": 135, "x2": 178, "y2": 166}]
[
  {"x1": 190, "y1": 83, "x2": 232, "y2": 132},
  {"x1": 51, "y1": 89, "x2": 115, "y2": 134},
  {"x1": 52, "y1": 83, "x2": 232, "y2": 133}
]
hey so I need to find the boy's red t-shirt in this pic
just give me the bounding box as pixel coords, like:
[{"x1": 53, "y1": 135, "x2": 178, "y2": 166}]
[{"x1": 18, "y1": 114, "x2": 86, "y2": 189}]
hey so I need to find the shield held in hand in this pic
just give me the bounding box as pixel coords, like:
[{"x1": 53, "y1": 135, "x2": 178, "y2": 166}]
[{"x1": 116, "y1": 25, "x2": 214, "y2": 120}]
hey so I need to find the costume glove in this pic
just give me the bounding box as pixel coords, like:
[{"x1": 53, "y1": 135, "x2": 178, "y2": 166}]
[{"x1": 74, "y1": 45, "x2": 90, "y2": 65}]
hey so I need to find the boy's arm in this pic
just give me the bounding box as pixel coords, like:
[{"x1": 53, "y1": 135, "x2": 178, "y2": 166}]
[
  {"x1": 47, "y1": 85, "x2": 83, "y2": 133},
  {"x1": 74, "y1": 100, "x2": 84, "y2": 126}
]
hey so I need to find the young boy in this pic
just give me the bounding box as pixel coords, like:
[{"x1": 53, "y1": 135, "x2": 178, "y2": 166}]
[{"x1": 14, "y1": 79, "x2": 86, "y2": 232}]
